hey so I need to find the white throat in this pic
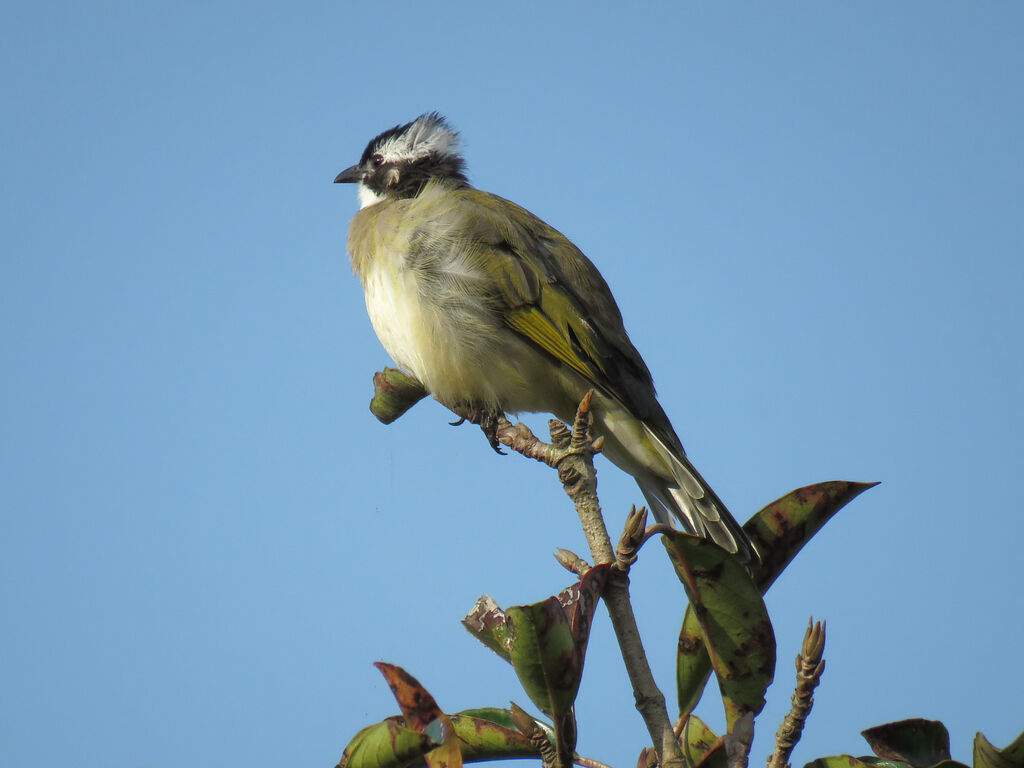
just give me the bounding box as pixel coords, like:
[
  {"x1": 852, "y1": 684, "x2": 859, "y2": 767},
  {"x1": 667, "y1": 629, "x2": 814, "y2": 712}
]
[{"x1": 357, "y1": 182, "x2": 385, "y2": 209}]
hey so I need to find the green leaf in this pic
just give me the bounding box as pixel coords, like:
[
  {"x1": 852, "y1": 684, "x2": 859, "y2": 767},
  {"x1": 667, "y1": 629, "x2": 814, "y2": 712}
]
[
  {"x1": 857, "y1": 759, "x2": 912, "y2": 768},
  {"x1": 694, "y1": 743, "x2": 728, "y2": 768},
  {"x1": 454, "y1": 708, "x2": 520, "y2": 731},
  {"x1": 677, "y1": 480, "x2": 877, "y2": 715},
  {"x1": 974, "y1": 730, "x2": 1024, "y2": 768},
  {"x1": 340, "y1": 664, "x2": 459, "y2": 768},
  {"x1": 676, "y1": 609, "x2": 714, "y2": 720},
  {"x1": 370, "y1": 367, "x2": 427, "y2": 424},
  {"x1": 858, "y1": 759, "x2": 970, "y2": 768},
  {"x1": 462, "y1": 566, "x2": 608, "y2": 715},
  {"x1": 338, "y1": 718, "x2": 436, "y2": 768},
  {"x1": 448, "y1": 711, "x2": 541, "y2": 762},
  {"x1": 663, "y1": 532, "x2": 775, "y2": 730},
  {"x1": 861, "y1": 719, "x2": 951, "y2": 767},
  {"x1": 1001, "y1": 732, "x2": 1024, "y2": 764},
  {"x1": 462, "y1": 566, "x2": 609, "y2": 768},
  {"x1": 679, "y1": 713, "x2": 724, "y2": 768},
  {"x1": 747, "y1": 481, "x2": 880, "y2": 592},
  {"x1": 503, "y1": 599, "x2": 576, "y2": 715},
  {"x1": 804, "y1": 758, "x2": 884, "y2": 768},
  {"x1": 636, "y1": 746, "x2": 658, "y2": 768},
  {"x1": 338, "y1": 710, "x2": 545, "y2": 768}
]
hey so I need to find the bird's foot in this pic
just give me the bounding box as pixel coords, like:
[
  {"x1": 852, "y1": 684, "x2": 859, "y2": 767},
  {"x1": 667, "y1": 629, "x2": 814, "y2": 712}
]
[{"x1": 448, "y1": 402, "x2": 506, "y2": 454}]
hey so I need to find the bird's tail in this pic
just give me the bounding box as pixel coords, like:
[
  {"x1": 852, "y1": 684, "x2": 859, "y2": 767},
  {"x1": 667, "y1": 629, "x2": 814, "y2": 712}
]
[
  {"x1": 636, "y1": 432, "x2": 759, "y2": 567},
  {"x1": 584, "y1": 395, "x2": 758, "y2": 566}
]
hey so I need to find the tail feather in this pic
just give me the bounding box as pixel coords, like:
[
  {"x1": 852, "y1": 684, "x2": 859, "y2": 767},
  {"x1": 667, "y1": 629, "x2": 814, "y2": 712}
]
[
  {"x1": 586, "y1": 396, "x2": 758, "y2": 566},
  {"x1": 640, "y1": 477, "x2": 758, "y2": 566},
  {"x1": 636, "y1": 433, "x2": 759, "y2": 567}
]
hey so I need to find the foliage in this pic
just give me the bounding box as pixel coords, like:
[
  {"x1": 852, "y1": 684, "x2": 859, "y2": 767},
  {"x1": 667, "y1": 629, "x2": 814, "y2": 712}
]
[{"x1": 336, "y1": 385, "x2": 1021, "y2": 768}]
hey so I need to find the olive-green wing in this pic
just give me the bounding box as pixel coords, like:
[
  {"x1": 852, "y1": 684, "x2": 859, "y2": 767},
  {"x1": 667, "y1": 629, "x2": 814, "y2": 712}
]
[{"x1": 460, "y1": 188, "x2": 677, "y2": 439}]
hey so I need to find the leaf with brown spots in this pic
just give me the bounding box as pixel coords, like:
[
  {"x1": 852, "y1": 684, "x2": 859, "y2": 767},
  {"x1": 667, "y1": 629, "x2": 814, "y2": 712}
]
[
  {"x1": 676, "y1": 481, "x2": 877, "y2": 716},
  {"x1": 862, "y1": 719, "x2": 951, "y2": 767},
  {"x1": 747, "y1": 481, "x2": 880, "y2": 593},
  {"x1": 337, "y1": 709, "x2": 545, "y2": 768},
  {"x1": 663, "y1": 532, "x2": 775, "y2": 731},
  {"x1": 679, "y1": 713, "x2": 726, "y2": 768},
  {"x1": 375, "y1": 662, "x2": 444, "y2": 730},
  {"x1": 450, "y1": 708, "x2": 545, "y2": 761},
  {"x1": 804, "y1": 757, "x2": 886, "y2": 768},
  {"x1": 693, "y1": 742, "x2": 728, "y2": 768},
  {"x1": 373, "y1": 663, "x2": 461, "y2": 768},
  {"x1": 636, "y1": 746, "x2": 658, "y2": 768},
  {"x1": 337, "y1": 718, "x2": 435, "y2": 768},
  {"x1": 974, "y1": 730, "x2": 1024, "y2": 768},
  {"x1": 461, "y1": 565, "x2": 609, "y2": 768}
]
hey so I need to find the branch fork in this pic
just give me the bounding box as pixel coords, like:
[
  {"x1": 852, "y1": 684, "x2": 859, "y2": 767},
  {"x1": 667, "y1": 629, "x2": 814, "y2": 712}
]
[{"x1": 498, "y1": 392, "x2": 685, "y2": 768}]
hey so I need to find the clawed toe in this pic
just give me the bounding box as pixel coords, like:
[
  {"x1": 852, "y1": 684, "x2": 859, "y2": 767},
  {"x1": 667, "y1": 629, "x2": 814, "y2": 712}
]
[
  {"x1": 449, "y1": 403, "x2": 505, "y2": 453},
  {"x1": 478, "y1": 412, "x2": 505, "y2": 454}
]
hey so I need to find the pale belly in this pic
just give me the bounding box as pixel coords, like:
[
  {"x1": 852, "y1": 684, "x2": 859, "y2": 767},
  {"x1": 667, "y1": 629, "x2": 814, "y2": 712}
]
[
  {"x1": 358, "y1": 257, "x2": 676, "y2": 487},
  {"x1": 361, "y1": 264, "x2": 541, "y2": 410},
  {"x1": 362, "y1": 266, "x2": 432, "y2": 377}
]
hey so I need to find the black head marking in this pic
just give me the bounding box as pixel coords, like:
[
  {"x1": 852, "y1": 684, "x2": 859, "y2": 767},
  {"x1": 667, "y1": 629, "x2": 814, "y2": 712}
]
[{"x1": 357, "y1": 113, "x2": 469, "y2": 200}]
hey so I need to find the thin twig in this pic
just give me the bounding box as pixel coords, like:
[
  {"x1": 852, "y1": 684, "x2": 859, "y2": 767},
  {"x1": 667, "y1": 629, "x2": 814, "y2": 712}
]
[
  {"x1": 574, "y1": 755, "x2": 618, "y2": 768},
  {"x1": 640, "y1": 523, "x2": 675, "y2": 547},
  {"x1": 766, "y1": 618, "x2": 826, "y2": 768},
  {"x1": 499, "y1": 393, "x2": 684, "y2": 768}
]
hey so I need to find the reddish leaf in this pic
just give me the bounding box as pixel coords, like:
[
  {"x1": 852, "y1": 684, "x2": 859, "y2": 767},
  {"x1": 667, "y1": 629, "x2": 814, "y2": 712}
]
[
  {"x1": 375, "y1": 662, "x2": 444, "y2": 731},
  {"x1": 373, "y1": 663, "x2": 461, "y2": 768}
]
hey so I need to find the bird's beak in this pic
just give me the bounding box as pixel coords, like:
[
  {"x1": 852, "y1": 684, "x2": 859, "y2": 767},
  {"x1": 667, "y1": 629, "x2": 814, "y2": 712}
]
[{"x1": 333, "y1": 165, "x2": 362, "y2": 184}]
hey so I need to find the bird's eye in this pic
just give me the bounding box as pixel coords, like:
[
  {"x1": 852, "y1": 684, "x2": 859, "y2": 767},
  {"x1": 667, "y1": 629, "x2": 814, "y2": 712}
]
[{"x1": 371, "y1": 153, "x2": 384, "y2": 167}]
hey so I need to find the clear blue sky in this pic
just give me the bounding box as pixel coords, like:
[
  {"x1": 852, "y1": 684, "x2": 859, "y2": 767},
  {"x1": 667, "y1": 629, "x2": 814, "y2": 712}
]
[{"x1": 2, "y1": 4, "x2": 1022, "y2": 767}]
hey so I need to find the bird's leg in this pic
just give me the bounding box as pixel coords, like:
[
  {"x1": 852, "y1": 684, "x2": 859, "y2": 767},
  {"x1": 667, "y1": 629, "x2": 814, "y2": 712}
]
[
  {"x1": 447, "y1": 401, "x2": 506, "y2": 454},
  {"x1": 477, "y1": 409, "x2": 505, "y2": 453}
]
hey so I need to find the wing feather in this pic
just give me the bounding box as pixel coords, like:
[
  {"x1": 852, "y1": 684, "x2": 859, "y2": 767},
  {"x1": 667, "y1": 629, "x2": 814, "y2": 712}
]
[{"x1": 459, "y1": 188, "x2": 679, "y2": 446}]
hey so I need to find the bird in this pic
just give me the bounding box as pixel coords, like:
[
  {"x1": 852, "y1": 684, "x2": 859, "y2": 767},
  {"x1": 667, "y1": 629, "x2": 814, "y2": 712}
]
[{"x1": 334, "y1": 112, "x2": 757, "y2": 565}]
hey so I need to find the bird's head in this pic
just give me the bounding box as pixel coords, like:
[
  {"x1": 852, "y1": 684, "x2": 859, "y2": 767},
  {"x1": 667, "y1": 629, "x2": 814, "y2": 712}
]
[{"x1": 334, "y1": 112, "x2": 468, "y2": 208}]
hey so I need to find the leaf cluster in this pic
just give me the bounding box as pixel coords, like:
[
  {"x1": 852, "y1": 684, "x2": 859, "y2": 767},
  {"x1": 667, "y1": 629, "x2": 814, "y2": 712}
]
[{"x1": 337, "y1": 378, "x2": 1021, "y2": 768}]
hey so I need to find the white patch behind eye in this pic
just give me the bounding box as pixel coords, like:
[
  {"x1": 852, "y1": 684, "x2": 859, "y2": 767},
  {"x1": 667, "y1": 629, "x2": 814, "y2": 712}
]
[{"x1": 376, "y1": 114, "x2": 460, "y2": 165}]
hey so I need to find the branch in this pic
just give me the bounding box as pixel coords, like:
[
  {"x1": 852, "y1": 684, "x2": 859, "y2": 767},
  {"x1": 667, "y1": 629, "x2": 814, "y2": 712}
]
[
  {"x1": 765, "y1": 618, "x2": 826, "y2": 768},
  {"x1": 574, "y1": 755, "x2": 618, "y2": 768},
  {"x1": 498, "y1": 392, "x2": 684, "y2": 768}
]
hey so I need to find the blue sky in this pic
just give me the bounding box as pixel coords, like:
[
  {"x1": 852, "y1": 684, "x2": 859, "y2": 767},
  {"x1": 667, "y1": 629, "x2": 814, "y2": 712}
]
[{"x1": 2, "y1": 3, "x2": 1022, "y2": 767}]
